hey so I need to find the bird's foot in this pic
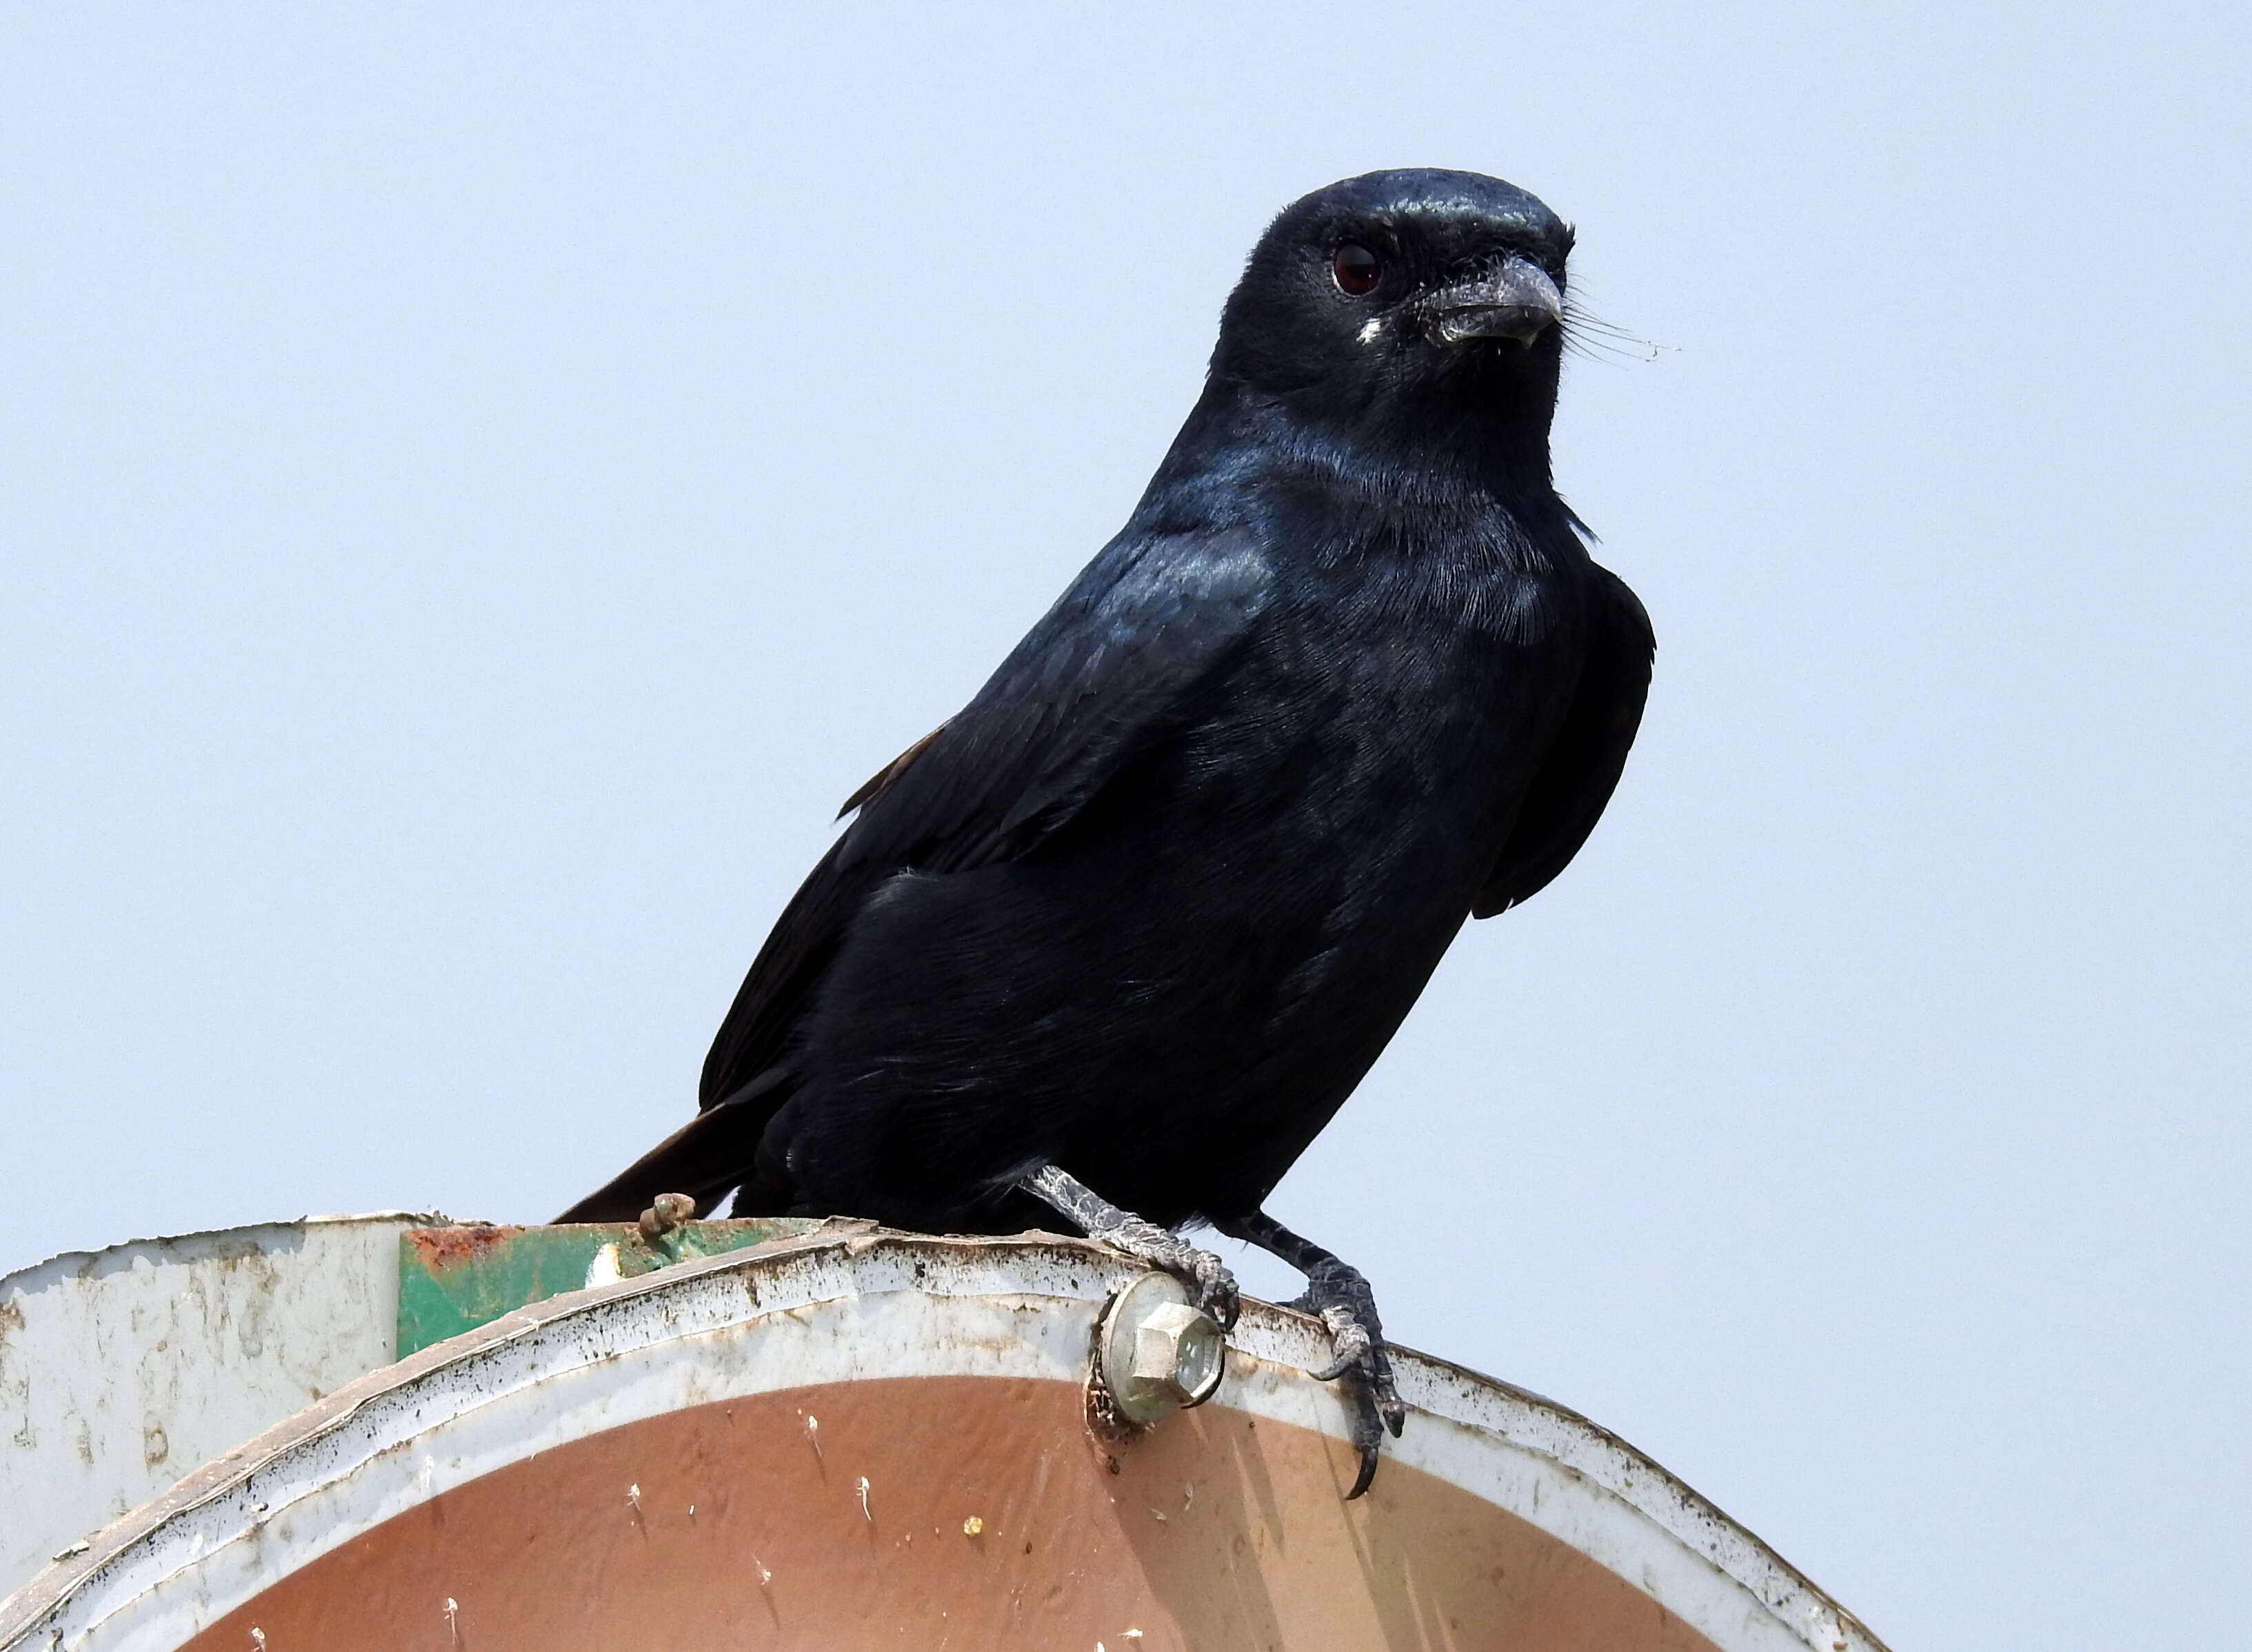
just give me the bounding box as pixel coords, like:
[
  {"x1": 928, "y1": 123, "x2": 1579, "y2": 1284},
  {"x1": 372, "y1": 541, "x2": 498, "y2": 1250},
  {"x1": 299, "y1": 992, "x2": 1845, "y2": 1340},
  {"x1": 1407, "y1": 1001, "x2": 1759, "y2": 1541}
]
[
  {"x1": 1294, "y1": 1258, "x2": 1406, "y2": 1495},
  {"x1": 1020, "y1": 1163, "x2": 1239, "y2": 1329},
  {"x1": 1216, "y1": 1211, "x2": 1405, "y2": 1499},
  {"x1": 1098, "y1": 1211, "x2": 1240, "y2": 1331}
]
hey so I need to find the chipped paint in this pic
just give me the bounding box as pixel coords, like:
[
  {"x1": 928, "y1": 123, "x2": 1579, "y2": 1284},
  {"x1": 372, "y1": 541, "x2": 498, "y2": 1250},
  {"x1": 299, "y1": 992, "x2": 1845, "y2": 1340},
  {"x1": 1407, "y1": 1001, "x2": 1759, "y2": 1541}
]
[
  {"x1": 0, "y1": 1214, "x2": 450, "y2": 1601},
  {"x1": 0, "y1": 1210, "x2": 827, "y2": 1602},
  {"x1": 401, "y1": 1226, "x2": 517, "y2": 1272}
]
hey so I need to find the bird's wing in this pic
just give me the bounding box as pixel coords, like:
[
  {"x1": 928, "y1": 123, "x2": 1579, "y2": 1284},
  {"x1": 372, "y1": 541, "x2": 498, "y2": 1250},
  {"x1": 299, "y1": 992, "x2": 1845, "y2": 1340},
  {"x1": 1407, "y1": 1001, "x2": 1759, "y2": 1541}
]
[
  {"x1": 1473, "y1": 566, "x2": 1653, "y2": 918},
  {"x1": 697, "y1": 526, "x2": 1272, "y2": 1111}
]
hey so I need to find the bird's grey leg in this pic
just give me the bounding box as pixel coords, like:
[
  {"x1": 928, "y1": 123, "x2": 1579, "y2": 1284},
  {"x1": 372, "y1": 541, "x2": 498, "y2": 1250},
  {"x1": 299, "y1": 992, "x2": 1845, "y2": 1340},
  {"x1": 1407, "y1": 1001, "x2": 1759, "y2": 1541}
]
[
  {"x1": 1019, "y1": 1163, "x2": 1239, "y2": 1329},
  {"x1": 1215, "y1": 1210, "x2": 1405, "y2": 1498}
]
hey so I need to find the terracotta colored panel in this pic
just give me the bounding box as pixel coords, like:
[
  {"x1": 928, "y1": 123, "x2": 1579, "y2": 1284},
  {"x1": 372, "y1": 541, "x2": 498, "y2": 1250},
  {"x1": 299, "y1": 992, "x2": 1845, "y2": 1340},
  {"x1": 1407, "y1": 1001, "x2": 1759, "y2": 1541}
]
[{"x1": 185, "y1": 1376, "x2": 1713, "y2": 1652}]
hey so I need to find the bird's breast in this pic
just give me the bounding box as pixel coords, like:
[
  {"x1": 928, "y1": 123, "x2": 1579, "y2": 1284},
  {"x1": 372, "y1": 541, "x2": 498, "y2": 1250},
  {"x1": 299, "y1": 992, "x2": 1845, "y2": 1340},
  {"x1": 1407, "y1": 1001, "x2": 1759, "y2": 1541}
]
[{"x1": 1163, "y1": 556, "x2": 1586, "y2": 900}]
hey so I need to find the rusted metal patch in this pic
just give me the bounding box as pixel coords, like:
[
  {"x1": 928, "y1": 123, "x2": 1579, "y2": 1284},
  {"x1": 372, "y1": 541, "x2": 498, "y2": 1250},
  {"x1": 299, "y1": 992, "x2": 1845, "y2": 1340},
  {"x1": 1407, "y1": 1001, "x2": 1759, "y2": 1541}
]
[{"x1": 403, "y1": 1225, "x2": 521, "y2": 1271}]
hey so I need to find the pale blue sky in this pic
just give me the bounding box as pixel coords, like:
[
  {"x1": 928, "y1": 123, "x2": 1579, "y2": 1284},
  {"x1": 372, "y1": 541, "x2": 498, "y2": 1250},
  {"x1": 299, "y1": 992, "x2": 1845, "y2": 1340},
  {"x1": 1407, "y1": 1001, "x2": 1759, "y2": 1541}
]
[{"x1": 4, "y1": 6, "x2": 2246, "y2": 1647}]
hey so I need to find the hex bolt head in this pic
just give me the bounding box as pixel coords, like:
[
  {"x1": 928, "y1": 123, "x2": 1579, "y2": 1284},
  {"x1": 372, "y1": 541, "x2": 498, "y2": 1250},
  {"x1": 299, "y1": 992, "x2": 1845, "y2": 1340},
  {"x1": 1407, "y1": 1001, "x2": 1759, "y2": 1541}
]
[
  {"x1": 1134, "y1": 1303, "x2": 1224, "y2": 1401},
  {"x1": 1100, "y1": 1273, "x2": 1228, "y2": 1426}
]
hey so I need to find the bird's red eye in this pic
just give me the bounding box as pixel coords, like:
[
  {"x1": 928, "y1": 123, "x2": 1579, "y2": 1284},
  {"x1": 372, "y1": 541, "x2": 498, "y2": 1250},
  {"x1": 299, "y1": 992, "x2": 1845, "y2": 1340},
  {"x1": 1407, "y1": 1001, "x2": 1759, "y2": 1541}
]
[{"x1": 1331, "y1": 242, "x2": 1381, "y2": 296}]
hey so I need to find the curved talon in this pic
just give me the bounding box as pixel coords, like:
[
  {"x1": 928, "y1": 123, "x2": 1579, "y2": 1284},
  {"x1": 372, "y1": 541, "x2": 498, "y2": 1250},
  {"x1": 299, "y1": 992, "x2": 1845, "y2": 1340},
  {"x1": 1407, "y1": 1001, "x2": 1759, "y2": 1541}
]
[
  {"x1": 1211, "y1": 1211, "x2": 1403, "y2": 1502},
  {"x1": 1193, "y1": 1256, "x2": 1242, "y2": 1329},
  {"x1": 1300, "y1": 1289, "x2": 1400, "y2": 1498},
  {"x1": 1343, "y1": 1367, "x2": 1391, "y2": 1497},
  {"x1": 1341, "y1": 1372, "x2": 1394, "y2": 1498},
  {"x1": 1347, "y1": 1437, "x2": 1383, "y2": 1500}
]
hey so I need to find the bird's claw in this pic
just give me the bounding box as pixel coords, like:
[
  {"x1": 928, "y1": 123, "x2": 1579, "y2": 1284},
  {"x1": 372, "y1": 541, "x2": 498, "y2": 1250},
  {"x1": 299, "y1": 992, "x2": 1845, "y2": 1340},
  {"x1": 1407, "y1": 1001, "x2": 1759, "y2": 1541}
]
[
  {"x1": 1137, "y1": 1235, "x2": 1238, "y2": 1330},
  {"x1": 1309, "y1": 1304, "x2": 1373, "y2": 1380},
  {"x1": 1185, "y1": 1248, "x2": 1242, "y2": 1331},
  {"x1": 1296, "y1": 1273, "x2": 1404, "y2": 1498},
  {"x1": 1089, "y1": 1211, "x2": 1239, "y2": 1330},
  {"x1": 1016, "y1": 1166, "x2": 1239, "y2": 1329}
]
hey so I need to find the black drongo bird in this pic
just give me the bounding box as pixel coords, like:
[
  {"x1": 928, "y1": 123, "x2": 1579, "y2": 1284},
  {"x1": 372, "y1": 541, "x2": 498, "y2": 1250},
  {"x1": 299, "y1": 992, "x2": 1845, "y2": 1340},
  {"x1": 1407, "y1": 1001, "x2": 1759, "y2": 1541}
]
[{"x1": 561, "y1": 168, "x2": 1652, "y2": 1495}]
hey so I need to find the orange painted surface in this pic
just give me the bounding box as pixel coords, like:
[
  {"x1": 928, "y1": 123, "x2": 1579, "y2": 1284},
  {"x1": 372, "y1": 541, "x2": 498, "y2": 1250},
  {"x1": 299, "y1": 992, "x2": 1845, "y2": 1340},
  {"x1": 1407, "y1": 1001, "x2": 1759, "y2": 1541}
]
[{"x1": 187, "y1": 1377, "x2": 1713, "y2": 1652}]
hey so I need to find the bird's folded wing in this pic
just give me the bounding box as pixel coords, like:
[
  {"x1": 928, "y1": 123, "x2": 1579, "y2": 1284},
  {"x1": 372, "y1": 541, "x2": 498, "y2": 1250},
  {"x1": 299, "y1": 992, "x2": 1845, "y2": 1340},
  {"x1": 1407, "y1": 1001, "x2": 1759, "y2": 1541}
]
[
  {"x1": 1473, "y1": 565, "x2": 1654, "y2": 918},
  {"x1": 698, "y1": 526, "x2": 1272, "y2": 1111}
]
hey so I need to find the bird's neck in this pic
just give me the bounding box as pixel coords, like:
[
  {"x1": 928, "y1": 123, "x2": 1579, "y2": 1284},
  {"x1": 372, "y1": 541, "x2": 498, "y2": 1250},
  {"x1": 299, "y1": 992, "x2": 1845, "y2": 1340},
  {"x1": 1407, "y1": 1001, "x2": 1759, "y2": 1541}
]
[{"x1": 1163, "y1": 378, "x2": 1562, "y2": 514}]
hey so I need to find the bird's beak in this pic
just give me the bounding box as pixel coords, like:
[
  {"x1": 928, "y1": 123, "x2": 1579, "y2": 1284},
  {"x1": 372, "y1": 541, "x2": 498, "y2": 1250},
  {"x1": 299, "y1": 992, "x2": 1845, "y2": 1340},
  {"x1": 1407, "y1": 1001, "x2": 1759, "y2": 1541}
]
[{"x1": 1427, "y1": 254, "x2": 1564, "y2": 346}]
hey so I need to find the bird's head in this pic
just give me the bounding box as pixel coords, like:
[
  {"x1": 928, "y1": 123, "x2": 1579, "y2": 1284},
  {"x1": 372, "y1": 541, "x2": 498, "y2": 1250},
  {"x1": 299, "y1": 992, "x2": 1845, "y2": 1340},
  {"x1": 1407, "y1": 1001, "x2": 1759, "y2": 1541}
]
[{"x1": 1212, "y1": 169, "x2": 1573, "y2": 470}]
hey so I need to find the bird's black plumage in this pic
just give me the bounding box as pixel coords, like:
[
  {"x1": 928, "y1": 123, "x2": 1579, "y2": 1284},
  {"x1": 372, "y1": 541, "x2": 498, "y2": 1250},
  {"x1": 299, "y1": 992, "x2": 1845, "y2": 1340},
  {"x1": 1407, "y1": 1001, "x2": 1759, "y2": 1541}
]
[{"x1": 561, "y1": 171, "x2": 1651, "y2": 1481}]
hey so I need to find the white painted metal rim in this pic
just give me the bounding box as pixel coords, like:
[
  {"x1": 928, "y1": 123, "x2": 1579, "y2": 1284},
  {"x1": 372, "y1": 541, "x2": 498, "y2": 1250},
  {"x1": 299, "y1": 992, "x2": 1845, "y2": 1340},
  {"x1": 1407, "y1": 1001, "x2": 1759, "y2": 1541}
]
[
  {"x1": 0, "y1": 1225, "x2": 1886, "y2": 1652},
  {"x1": 0, "y1": 1213, "x2": 463, "y2": 1295},
  {"x1": 0, "y1": 1211, "x2": 472, "y2": 1602}
]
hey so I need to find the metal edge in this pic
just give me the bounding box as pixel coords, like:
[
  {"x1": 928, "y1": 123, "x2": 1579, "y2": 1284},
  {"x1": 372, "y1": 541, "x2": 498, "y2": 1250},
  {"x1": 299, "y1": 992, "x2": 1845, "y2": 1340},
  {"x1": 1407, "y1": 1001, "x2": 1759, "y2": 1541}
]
[
  {"x1": 0, "y1": 1218, "x2": 881, "y2": 1636},
  {"x1": 0, "y1": 1213, "x2": 475, "y2": 1299},
  {"x1": 1, "y1": 1223, "x2": 1888, "y2": 1652}
]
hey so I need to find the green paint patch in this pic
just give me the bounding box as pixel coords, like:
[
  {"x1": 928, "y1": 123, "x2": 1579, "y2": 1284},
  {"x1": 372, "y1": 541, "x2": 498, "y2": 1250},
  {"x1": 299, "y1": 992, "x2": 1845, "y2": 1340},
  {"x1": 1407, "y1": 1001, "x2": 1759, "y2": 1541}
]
[{"x1": 396, "y1": 1218, "x2": 819, "y2": 1357}]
